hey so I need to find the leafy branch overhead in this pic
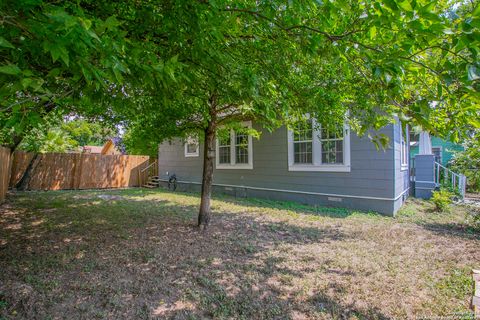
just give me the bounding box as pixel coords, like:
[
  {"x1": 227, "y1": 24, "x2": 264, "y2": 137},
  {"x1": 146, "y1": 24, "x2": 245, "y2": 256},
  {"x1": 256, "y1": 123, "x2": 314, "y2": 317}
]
[
  {"x1": 1, "y1": 0, "x2": 479, "y2": 226},
  {"x1": 120, "y1": 0, "x2": 479, "y2": 143}
]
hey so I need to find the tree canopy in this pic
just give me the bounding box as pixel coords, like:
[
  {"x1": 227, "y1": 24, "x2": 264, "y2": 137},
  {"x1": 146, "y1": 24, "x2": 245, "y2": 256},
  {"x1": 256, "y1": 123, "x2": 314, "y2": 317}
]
[{"x1": 1, "y1": 0, "x2": 479, "y2": 227}]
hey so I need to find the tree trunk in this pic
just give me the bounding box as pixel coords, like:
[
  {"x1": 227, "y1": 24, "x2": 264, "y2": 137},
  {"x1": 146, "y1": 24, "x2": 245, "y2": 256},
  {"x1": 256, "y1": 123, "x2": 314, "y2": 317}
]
[
  {"x1": 198, "y1": 120, "x2": 216, "y2": 229},
  {"x1": 16, "y1": 153, "x2": 40, "y2": 191}
]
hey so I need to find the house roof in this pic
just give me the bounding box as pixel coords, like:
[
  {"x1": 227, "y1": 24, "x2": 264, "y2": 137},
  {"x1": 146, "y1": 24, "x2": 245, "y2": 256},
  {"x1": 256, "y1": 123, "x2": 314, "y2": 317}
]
[{"x1": 82, "y1": 145, "x2": 104, "y2": 154}]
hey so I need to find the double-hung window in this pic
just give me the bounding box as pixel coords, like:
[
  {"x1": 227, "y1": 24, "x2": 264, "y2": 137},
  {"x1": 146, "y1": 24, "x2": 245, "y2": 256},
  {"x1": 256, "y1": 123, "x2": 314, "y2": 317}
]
[
  {"x1": 288, "y1": 117, "x2": 350, "y2": 172},
  {"x1": 320, "y1": 128, "x2": 344, "y2": 164},
  {"x1": 216, "y1": 121, "x2": 253, "y2": 169},
  {"x1": 293, "y1": 120, "x2": 313, "y2": 164},
  {"x1": 184, "y1": 136, "x2": 199, "y2": 157},
  {"x1": 218, "y1": 135, "x2": 231, "y2": 164}
]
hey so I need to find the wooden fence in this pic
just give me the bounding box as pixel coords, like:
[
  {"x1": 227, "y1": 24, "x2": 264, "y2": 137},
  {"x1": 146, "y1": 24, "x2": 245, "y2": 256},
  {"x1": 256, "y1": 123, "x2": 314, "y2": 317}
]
[
  {"x1": 9, "y1": 151, "x2": 150, "y2": 191},
  {"x1": 0, "y1": 147, "x2": 11, "y2": 203}
]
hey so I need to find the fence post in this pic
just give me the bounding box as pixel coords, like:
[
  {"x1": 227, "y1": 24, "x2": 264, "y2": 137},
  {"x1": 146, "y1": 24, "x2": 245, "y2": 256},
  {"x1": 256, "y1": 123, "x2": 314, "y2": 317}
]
[{"x1": 473, "y1": 269, "x2": 480, "y2": 318}]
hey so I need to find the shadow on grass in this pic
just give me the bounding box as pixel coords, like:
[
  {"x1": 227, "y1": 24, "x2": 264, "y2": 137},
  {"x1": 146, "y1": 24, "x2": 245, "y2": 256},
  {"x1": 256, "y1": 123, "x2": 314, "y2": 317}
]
[
  {"x1": 419, "y1": 222, "x2": 479, "y2": 240},
  {"x1": 0, "y1": 188, "x2": 392, "y2": 319}
]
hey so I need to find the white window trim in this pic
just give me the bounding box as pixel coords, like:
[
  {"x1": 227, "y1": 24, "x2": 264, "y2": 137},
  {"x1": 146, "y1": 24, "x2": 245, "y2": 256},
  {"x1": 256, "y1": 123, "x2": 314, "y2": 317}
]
[
  {"x1": 215, "y1": 121, "x2": 253, "y2": 170},
  {"x1": 184, "y1": 136, "x2": 199, "y2": 157},
  {"x1": 400, "y1": 125, "x2": 408, "y2": 171},
  {"x1": 287, "y1": 118, "x2": 351, "y2": 172}
]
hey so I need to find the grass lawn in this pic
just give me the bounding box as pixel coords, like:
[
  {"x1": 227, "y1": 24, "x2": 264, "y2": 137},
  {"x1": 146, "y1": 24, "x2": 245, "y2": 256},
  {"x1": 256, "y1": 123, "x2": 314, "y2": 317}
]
[{"x1": 0, "y1": 189, "x2": 479, "y2": 319}]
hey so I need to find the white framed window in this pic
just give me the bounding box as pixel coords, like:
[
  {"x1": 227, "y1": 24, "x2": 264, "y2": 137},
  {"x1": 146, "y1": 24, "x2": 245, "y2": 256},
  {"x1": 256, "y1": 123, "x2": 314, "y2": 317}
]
[
  {"x1": 215, "y1": 121, "x2": 253, "y2": 169},
  {"x1": 400, "y1": 125, "x2": 408, "y2": 170},
  {"x1": 184, "y1": 136, "x2": 199, "y2": 157},
  {"x1": 288, "y1": 118, "x2": 351, "y2": 172}
]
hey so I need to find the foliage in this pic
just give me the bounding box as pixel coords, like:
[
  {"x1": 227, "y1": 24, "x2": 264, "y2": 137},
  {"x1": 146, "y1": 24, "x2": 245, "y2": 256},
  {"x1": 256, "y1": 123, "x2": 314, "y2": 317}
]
[
  {"x1": 18, "y1": 118, "x2": 118, "y2": 153},
  {"x1": 61, "y1": 119, "x2": 118, "y2": 147},
  {"x1": 109, "y1": 0, "x2": 480, "y2": 225},
  {"x1": 21, "y1": 128, "x2": 77, "y2": 153},
  {"x1": 2, "y1": 0, "x2": 480, "y2": 225},
  {"x1": 450, "y1": 131, "x2": 480, "y2": 192},
  {"x1": 469, "y1": 207, "x2": 480, "y2": 231},
  {"x1": 117, "y1": 0, "x2": 480, "y2": 143},
  {"x1": 431, "y1": 189, "x2": 454, "y2": 212},
  {"x1": 0, "y1": 0, "x2": 173, "y2": 150},
  {"x1": 123, "y1": 124, "x2": 159, "y2": 157}
]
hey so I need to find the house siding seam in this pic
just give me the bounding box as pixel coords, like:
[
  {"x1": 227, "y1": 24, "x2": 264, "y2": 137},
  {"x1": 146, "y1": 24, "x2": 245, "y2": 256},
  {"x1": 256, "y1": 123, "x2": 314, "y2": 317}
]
[{"x1": 158, "y1": 124, "x2": 403, "y2": 215}]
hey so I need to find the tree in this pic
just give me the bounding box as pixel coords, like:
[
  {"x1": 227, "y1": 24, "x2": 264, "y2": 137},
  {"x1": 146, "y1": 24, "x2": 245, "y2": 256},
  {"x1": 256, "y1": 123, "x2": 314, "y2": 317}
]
[
  {"x1": 19, "y1": 118, "x2": 119, "y2": 152},
  {"x1": 0, "y1": 0, "x2": 174, "y2": 152},
  {"x1": 2, "y1": 0, "x2": 479, "y2": 228},
  {"x1": 61, "y1": 119, "x2": 118, "y2": 147},
  {"x1": 450, "y1": 131, "x2": 480, "y2": 192},
  {"x1": 113, "y1": 0, "x2": 479, "y2": 228}
]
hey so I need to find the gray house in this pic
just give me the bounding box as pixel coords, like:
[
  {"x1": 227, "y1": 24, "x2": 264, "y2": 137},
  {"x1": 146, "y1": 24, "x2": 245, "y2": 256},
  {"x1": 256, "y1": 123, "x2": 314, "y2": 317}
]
[{"x1": 157, "y1": 120, "x2": 410, "y2": 216}]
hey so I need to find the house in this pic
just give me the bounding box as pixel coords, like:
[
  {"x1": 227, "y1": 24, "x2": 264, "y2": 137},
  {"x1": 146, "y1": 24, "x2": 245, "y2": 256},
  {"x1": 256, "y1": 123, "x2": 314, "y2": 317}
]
[
  {"x1": 82, "y1": 145, "x2": 104, "y2": 154},
  {"x1": 410, "y1": 134, "x2": 463, "y2": 166},
  {"x1": 157, "y1": 120, "x2": 410, "y2": 216},
  {"x1": 82, "y1": 139, "x2": 122, "y2": 155}
]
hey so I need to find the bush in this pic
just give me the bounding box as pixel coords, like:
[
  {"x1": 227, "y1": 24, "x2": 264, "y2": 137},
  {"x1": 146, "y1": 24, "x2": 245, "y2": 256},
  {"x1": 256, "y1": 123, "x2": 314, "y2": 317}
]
[
  {"x1": 431, "y1": 189, "x2": 454, "y2": 212},
  {"x1": 471, "y1": 208, "x2": 480, "y2": 231}
]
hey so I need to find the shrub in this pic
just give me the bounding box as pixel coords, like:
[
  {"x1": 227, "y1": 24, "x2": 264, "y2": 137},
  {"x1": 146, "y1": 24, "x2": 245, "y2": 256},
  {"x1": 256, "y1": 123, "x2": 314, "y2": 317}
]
[
  {"x1": 470, "y1": 208, "x2": 480, "y2": 231},
  {"x1": 431, "y1": 189, "x2": 454, "y2": 212}
]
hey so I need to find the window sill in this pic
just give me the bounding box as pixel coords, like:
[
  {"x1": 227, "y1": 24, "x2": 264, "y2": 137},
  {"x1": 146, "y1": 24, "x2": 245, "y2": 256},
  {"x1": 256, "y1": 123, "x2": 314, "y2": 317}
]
[
  {"x1": 288, "y1": 165, "x2": 351, "y2": 172},
  {"x1": 185, "y1": 153, "x2": 199, "y2": 157},
  {"x1": 216, "y1": 164, "x2": 253, "y2": 170}
]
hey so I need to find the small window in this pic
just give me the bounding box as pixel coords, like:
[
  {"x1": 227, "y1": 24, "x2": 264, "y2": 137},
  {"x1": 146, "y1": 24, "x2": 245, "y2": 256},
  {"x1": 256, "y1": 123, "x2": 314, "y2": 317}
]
[
  {"x1": 215, "y1": 121, "x2": 253, "y2": 169},
  {"x1": 293, "y1": 120, "x2": 313, "y2": 164},
  {"x1": 184, "y1": 136, "x2": 199, "y2": 157}
]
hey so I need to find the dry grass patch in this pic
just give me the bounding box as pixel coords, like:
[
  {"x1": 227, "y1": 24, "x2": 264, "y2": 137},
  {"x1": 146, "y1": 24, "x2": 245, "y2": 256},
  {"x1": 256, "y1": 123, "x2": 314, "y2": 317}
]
[{"x1": 0, "y1": 189, "x2": 478, "y2": 319}]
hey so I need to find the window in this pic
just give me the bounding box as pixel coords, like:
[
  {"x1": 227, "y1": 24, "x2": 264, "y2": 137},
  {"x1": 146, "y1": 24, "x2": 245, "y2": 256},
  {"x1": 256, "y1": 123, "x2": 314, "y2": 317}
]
[
  {"x1": 235, "y1": 132, "x2": 249, "y2": 164},
  {"x1": 293, "y1": 120, "x2": 313, "y2": 164},
  {"x1": 218, "y1": 135, "x2": 231, "y2": 164},
  {"x1": 288, "y1": 118, "x2": 350, "y2": 172},
  {"x1": 321, "y1": 128, "x2": 344, "y2": 164},
  {"x1": 184, "y1": 136, "x2": 199, "y2": 157},
  {"x1": 215, "y1": 121, "x2": 253, "y2": 169},
  {"x1": 432, "y1": 147, "x2": 442, "y2": 164},
  {"x1": 400, "y1": 126, "x2": 408, "y2": 170}
]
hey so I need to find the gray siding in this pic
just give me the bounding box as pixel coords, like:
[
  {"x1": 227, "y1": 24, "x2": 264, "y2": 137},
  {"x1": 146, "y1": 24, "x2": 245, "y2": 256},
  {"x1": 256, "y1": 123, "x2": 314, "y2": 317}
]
[{"x1": 158, "y1": 124, "x2": 404, "y2": 215}]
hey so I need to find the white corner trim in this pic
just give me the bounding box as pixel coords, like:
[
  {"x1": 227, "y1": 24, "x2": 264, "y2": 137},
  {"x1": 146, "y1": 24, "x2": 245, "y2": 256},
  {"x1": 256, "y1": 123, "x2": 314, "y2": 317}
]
[{"x1": 287, "y1": 120, "x2": 351, "y2": 172}]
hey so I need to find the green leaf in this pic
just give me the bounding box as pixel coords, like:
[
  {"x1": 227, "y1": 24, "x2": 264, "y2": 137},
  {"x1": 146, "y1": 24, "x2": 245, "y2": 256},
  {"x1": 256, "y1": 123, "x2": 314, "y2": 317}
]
[
  {"x1": 398, "y1": 0, "x2": 413, "y2": 12},
  {"x1": 369, "y1": 26, "x2": 377, "y2": 40},
  {"x1": 21, "y1": 78, "x2": 33, "y2": 89},
  {"x1": 473, "y1": 4, "x2": 480, "y2": 17},
  {"x1": 0, "y1": 64, "x2": 21, "y2": 75},
  {"x1": 437, "y1": 83, "x2": 442, "y2": 97},
  {"x1": 105, "y1": 16, "x2": 121, "y2": 31},
  {"x1": 468, "y1": 118, "x2": 480, "y2": 128},
  {"x1": 0, "y1": 36, "x2": 14, "y2": 49}
]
